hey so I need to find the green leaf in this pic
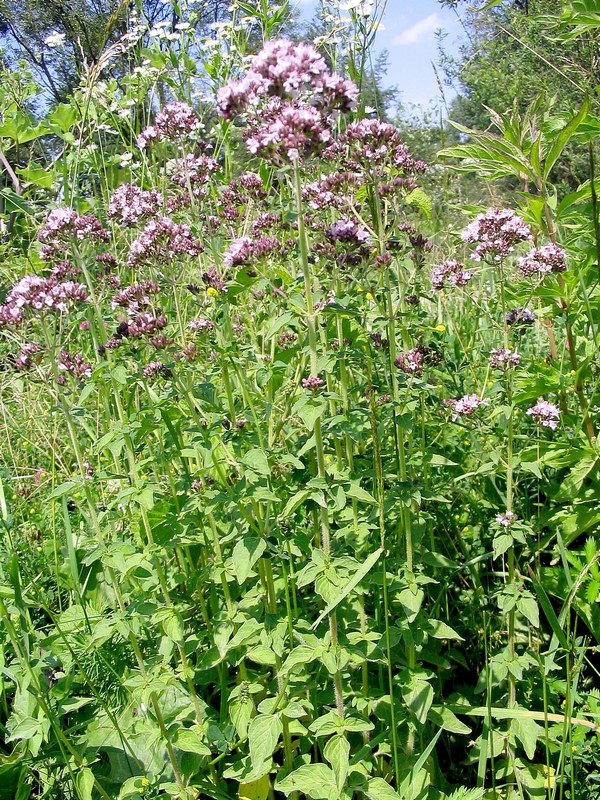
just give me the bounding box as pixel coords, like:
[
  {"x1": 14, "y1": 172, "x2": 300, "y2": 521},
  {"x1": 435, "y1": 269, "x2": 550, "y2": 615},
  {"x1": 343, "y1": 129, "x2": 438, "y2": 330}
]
[
  {"x1": 403, "y1": 677, "x2": 434, "y2": 724},
  {"x1": 174, "y1": 725, "x2": 211, "y2": 755},
  {"x1": 311, "y1": 548, "x2": 383, "y2": 630},
  {"x1": 426, "y1": 619, "x2": 463, "y2": 640},
  {"x1": 512, "y1": 716, "x2": 543, "y2": 760},
  {"x1": 493, "y1": 532, "x2": 514, "y2": 559},
  {"x1": 248, "y1": 714, "x2": 282, "y2": 770},
  {"x1": 323, "y1": 734, "x2": 350, "y2": 790},
  {"x1": 429, "y1": 706, "x2": 472, "y2": 735},
  {"x1": 295, "y1": 397, "x2": 327, "y2": 432},
  {"x1": 275, "y1": 764, "x2": 338, "y2": 800},
  {"x1": 365, "y1": 778, "x2": 402, "y2": 800},
  {"x1": 345, "y1": 482, "x2": 377, "y2": 505},
  {"x1": 405, "y1": 188, "x2": 432, "y2": 220},
  {"x1": 232, "y1": 537, "x2": 267, "y2": 584},
  {"x1": 280, "y1": 644, "x2": 322, "y2": 675},
  {"x1": 75, "y1": 768, "x2": 95, "y2": 800},
  {"x1": 241, "y1": 449, "x2": 270, "y2": 477},
  {"x1": 543, "y1": 98, "x2": 589, "y2": 180},
  {"x1": 516, "y1": 591, "x2": 539, "y2": 628}
]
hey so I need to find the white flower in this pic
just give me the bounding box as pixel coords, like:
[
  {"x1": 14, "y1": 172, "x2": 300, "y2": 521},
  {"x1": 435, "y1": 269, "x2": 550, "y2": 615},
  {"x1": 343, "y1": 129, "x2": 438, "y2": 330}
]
[{"x1": 45, "y1": 31, "x2": 66, "y2": 48}]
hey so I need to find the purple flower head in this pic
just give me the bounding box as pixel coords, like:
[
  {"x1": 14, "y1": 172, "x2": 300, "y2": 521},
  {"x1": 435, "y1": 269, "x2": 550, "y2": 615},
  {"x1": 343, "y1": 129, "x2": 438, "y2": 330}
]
[
  {"x1": 328, "y1": 119, "x2": 426, "y2": 177},
  {"x1": 517, "y1": 243, "x2": 567, "y2": 277},
  {"x1": 111, "y1": 281, "x2": 160, "y2": 312},
  {"x1": 128, "y1": 313, "x2": 167, "y2": 338},
  {"x1": 108, "y1": 184, "x2": 163, "y2": 225},
  {"x1": 325, "y1": 218, "x2": 370, "y2": 246},
  {"x1": 394, "y1": 345, "x2": 439, "y2": 375},
  {"x1": 495, "y1": 510, "x2": 517, "y2": 528},
  {"x1": 217, "y1": 39, "x2": 358, "y2": 120},
  {"x1": 302, "y1": 375, "x2": 324, "y2": 391},
  {"x1": 38, "y1": 207, "x2": 109, "y2": 258},
  {"x1": 460, "y1": 209, "x2": 532, "y2": 261},
  {"x1": 506, "y1": 306, "x2": 535, "y2": 327},
  {"x1": 526, "y1": 398, "x2": 560, "y2": 430},
  {"x1": 0, "y1": 275, "x2": 89, "y2": 324},
  {"x1": 58, "y1": 350, "x2": 92, "y2": 380},
  {"x1": 167, "y1": 154, "x2": 218, "y2": 188},
  {"x1": 489, "y1": 348, "x2": 520, "y2": 369},
  {"x1": 188, "y1": 317, "x2": 215, "y2": 333},
  {"x1": 302, "y1": 171, "x2": 360, "y2": 210},
  {"x1": 444, "y1": 394, "x2": 488, "y2": 421},
  {"x1": 245, "y1": 100, "x2": 332, "y2": 162},
  {"x1": 15, "y1": 343, "x2": 42, "y2": 370},
  {"x1": 137, "y1": 102, "x2": 199, "y2": 148},
  {"x1": 430, "y1": 259, "x2": 473, "y2": 290},
  {"x1": 222, "y1": 235, "x2": 284, "y2": 269},
  {"x1": 127, "y1": 217, "x2": 203, "y2": 267},
  {"x1": 143, "y1": 360, "x2": 171, "y2": 379}
]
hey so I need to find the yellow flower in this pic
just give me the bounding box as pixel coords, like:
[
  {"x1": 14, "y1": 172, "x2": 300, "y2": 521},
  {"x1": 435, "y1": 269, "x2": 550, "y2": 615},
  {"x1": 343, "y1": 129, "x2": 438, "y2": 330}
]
[
  {"x1": 435, "y1": 324, "x2": 446, "y2": 333},
  {"x1": 365, "y1": 292, "x2": 374, "y2": 302},
  {"x1": 141, "y1": 778, "x2": 150, "y2": 788},
  {"x1": 29, "y1": 508, "x2": 35, "y2": 515},
  {"x1": 206, "y1": 287, "x2": 219, "y2": 298}
]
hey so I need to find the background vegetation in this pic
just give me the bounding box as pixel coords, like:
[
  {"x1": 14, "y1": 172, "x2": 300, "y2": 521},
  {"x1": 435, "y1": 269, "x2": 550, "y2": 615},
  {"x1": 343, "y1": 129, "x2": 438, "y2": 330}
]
[{"x1": 0, "y1": 1, "x2": 599, "y2": 799}]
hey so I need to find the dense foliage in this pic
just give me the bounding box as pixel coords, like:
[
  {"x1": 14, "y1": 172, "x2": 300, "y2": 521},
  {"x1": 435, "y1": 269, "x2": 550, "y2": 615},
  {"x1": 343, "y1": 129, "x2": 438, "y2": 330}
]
[{"x1": 1, "y1": 2, "x2": 600, "y2": 800}]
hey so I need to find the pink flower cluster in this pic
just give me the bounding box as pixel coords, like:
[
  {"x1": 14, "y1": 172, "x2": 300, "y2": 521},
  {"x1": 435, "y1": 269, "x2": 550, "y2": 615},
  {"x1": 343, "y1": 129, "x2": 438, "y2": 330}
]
[
  {"x1": 489, "y1": 348, "x2": 520, "y2": 369},
  {"x1": 127, "y1": 217, "x2": 203, "y2": 267},
  {"x1": 58, "y1": 350, "x2": 92, "y2": 381},
  {"x1": 0, "y1": 275, "x2": 89, "y2": 326},
  {"x1": 111, "y1": 281, "x2": 160, "y2": 311},
  {"x1": 517, "y1": 243, "x2": 567, "y2": 277},
  {"x1": 137, "y1": 102, "x2": 199, "y2": 148},
  {"x1": 188, "y1": 317, "x2": 215, "y2": 332},
  {"x1": 431, "y1": 259, "x2": 473, "y2": 290},
  {"x1": 217, "y1": 39, "x2": 358, "y2": 119},
  {"x1": 15, "y1": 343, "x2": 42, "y2": 370},
  {"x1": 461, "y1": 209, "x2": 532, "y2": 261},
  {"x1": 127, "y1": 313, "x2": 167, "y2": 338},
  {"x1": 445, "y1": 394, "x2": 488, "y2": 421},
  {"x1": 496, "y1": 510, "x2": 517, "y2": 528},
  {"x1": 325, "y1": 219, "x2": 370, "y2": 245},
  {"x1": 222, "y1": 235, "x2": 284, "y2": 269},
  {"x1": 108, "y1": 184, "x2": 163, "y2": 225},
  {"x1": 394, "y1": 345, "x2": 438, "y2": 375},
  {"x1": 245, "y1": 100, "x2": 332, "y2": 161},
  {"x1": 168, "y1": 154, "x2": 218, "y2": 189},
  {"x1": 302, "y1": 171, "x2": 359, "y2": 210},
  {"x1": 302, "y1": 375, "x2": 324, "y2": 391},
  {"x1": 38, "y1": 207, "x2": 109, "y2": 259},
  {"x1": 143, "y1": 361, "x2": 171, "y2": 379},
  {"x1": 526, "y1": 398, "x2": 560, "y2": 430},
  {"x1": 329, "y1": 119, "x2": 427, "y2": 176}
]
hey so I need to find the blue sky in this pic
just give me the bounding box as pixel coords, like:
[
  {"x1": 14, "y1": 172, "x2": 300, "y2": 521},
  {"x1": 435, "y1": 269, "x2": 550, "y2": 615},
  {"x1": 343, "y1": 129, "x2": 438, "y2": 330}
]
[{"x1": 296, "y1": 0, "x2": 464, "y2": 110}]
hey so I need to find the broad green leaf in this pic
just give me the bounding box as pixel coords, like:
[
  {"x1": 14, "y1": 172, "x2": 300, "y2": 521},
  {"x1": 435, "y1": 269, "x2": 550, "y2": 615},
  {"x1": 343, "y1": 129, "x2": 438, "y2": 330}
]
[
  {"x1": 429, "y1": 706, "x2": 472, "y2": 735},
  {"x1": 365, "y1": 778, "x2": 402, "y2": 800},
  {"x1": 275, "y1": 764, "x2": 338, "y2": 799},
  {"x1": 239, "y1": 774, "x2": 270, "y2": 800},
  {"x1": 241, "y1": 449, "x2": 270, "y2": 477},
  {"x1": 175, "y1": 726, "x2": 211, "y2": 755},
  {"x1": 232, "y1": 537, "x2": 266, "y2": 584},
  {"x1": 543, "y1": 98, "x2": 589, "y2": 180},
  {"x1": 248, "y1": 714, "x2": 282, "y2": 770},
  {"x1": 311, "y1": 548, "x2": 383, "y2": 629},
  {"x1": 324, "y1": 734, "x2": 350, "y2": 790},
  {"x1": 512, "y1": 716, "x2": 543, "y2": 760}
]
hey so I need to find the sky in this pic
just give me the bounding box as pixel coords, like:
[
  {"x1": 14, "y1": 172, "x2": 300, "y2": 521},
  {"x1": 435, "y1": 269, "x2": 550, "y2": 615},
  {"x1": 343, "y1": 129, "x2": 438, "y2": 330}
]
[{"x1": 295, "y1": 0, "x2": 464, "y2": 110}]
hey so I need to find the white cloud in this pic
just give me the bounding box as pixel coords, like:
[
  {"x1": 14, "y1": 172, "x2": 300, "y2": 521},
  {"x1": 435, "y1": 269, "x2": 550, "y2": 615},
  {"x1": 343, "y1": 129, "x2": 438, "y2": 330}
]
[{"x1": 393, "y1": 13, "x2": 440, "y2": 46}]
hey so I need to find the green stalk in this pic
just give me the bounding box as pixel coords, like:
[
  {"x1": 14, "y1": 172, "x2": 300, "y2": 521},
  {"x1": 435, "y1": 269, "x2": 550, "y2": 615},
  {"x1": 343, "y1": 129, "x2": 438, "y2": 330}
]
[{"x1": 292, "y1": 160, "x2": 344, "y2": 717}]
